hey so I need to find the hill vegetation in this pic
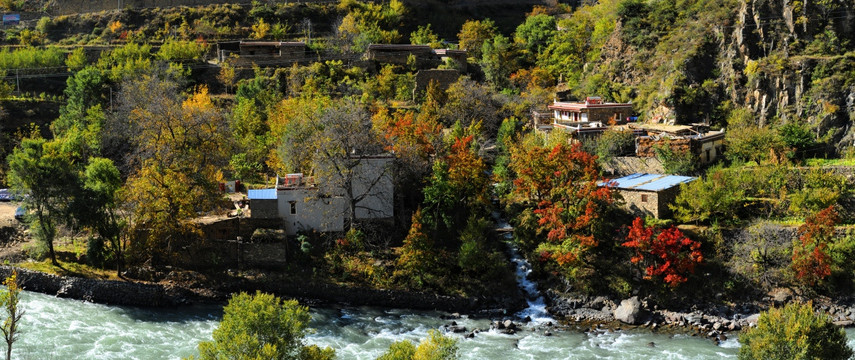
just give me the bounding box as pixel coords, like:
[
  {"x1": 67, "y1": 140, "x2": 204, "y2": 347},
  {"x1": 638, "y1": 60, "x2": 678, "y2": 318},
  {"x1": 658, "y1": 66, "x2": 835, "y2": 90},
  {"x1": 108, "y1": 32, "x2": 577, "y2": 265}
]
[{"x1": 0, "y1": 0, "x2": 854, "y2": 328}]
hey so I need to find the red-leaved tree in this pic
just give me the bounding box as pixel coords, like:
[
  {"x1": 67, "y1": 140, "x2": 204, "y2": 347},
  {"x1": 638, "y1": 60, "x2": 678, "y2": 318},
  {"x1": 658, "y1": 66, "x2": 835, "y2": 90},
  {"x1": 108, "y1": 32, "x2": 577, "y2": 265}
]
[
  {"x1": 510, "y1": 142, "x2": 613, "y2": 272},
  {"x1": 792, "y1": 206, "x2": 838, "y2": 286},
  {"x1": 622, "y1": 217, "x2": 703, "y2": 287}
]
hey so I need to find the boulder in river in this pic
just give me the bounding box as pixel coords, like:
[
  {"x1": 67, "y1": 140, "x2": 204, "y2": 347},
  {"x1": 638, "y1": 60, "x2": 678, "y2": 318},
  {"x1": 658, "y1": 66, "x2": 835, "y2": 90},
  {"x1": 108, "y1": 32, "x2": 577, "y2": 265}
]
[{"x1": 614, "y1": 297, "x2": 644, "y2": 325}]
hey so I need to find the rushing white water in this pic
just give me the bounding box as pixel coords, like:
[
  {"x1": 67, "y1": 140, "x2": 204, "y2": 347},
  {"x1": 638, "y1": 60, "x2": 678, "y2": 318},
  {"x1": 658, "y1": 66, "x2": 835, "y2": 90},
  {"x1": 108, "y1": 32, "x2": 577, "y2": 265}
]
[
  {"x1": 13, "y1": 289, "x2": 855, "y2": 359},
  {"x1": 492, "y1": 211, "x2": 552, "y2": 323}
]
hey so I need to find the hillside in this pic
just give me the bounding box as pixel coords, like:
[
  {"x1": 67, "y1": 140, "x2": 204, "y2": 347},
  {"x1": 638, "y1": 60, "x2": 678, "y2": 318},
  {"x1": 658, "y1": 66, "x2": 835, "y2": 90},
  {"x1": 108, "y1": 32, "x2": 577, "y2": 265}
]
[{"x1": 551, "y1": 0, "x2": 855, "y2": 152}]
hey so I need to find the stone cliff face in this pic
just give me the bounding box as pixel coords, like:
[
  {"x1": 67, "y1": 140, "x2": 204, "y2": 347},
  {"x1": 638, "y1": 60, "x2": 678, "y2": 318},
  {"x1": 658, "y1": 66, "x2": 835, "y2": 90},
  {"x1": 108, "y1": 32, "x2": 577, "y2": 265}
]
[
  {"x1": 725, "y1": 0, "x2": 855, "y2": 150},
  {"x1": 590, "y1": 0, "x2": 854, "y2": 151}
]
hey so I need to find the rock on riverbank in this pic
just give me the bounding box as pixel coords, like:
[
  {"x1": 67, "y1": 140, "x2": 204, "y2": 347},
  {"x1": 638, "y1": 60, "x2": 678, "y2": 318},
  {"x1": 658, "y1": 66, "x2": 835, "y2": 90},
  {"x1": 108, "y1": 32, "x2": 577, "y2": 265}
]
[{"x1": 0, "y1": 266, "x2": 189, "y2": 306}]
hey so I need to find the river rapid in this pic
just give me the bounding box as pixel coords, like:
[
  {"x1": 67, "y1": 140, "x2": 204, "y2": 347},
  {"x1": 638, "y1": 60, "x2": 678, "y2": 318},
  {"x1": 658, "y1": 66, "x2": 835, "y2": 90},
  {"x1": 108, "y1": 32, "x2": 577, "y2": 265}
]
[{"x1": 13, "y1": 289, "x2": 855, "y2": 359}]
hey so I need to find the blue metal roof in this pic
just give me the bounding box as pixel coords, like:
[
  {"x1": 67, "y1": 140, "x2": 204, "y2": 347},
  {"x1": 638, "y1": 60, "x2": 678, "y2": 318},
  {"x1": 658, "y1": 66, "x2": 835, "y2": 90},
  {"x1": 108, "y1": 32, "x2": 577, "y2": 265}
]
[
  {"x1": 248, "y1": 188, "x2": 277, "y2": 200},
  {"x1": 634, "y1": 175, "x2": 695, "y2": 191},
  {"x1": 604, "y1": 173, "x2": 696, "y2": 192}
]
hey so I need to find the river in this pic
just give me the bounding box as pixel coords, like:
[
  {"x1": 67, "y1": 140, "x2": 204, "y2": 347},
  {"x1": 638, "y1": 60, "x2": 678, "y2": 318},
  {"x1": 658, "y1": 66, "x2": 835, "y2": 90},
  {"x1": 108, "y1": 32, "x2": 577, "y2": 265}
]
[{"x1": 13, "y1": 290, "x2": 855, "y2": 359}]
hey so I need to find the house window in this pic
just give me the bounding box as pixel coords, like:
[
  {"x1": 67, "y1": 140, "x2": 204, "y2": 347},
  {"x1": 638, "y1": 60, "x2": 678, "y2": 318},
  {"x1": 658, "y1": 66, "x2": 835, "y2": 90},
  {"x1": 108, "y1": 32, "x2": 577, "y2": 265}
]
[
  {"x1": 289, "y1": 201, "x2": 297, "y2": 215},
  {"x1": 641, "y1": 194, "x2": 648, "y2": 202}
]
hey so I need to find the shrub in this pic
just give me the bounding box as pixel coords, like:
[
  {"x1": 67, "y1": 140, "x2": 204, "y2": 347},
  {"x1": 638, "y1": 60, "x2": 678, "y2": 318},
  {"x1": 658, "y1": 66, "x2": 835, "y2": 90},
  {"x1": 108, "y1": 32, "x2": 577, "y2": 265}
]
[
  {"x1": 622, "y1": 217, "x2": 702, "y2": 287},
  {"x1": 157, "y1": 39, "x2": 207, "y2": 61},
  {"x1": 377, "y1": 329, "x2": 458, "y2": 360},
  {"x1": 738, "y1": 302, "x2": 852, "y2": 360},
  {"x1": 190, "y1": 291, "x2": 335, "y2": 360}
]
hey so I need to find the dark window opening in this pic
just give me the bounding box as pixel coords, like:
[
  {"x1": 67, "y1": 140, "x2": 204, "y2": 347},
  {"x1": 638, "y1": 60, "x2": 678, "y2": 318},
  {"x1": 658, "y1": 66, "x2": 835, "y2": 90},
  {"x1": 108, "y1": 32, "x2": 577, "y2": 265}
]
[
  {"x1": 289, "y1": 201, "x2": 296, "y2": 215},
  {"x1": 641, "y1": 194, "x2": 648, "y2": 202}
]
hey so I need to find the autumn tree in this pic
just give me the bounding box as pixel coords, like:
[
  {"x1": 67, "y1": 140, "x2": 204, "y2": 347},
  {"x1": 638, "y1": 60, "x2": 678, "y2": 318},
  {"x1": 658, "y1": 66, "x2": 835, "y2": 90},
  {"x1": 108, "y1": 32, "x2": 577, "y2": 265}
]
[
  {"x1": 190, "y1": 291, "x2": 334, "y2": 360},
  {"x1": 739, "y1": 302, "x2": 852, "y2": 360},
  {"x1": 1, "y1": 270, "x2": 22, "y2": 360},
  {"x1": 621, "y1": 217, "x2": 703, "y2": 287},
  {"x1": 116, "y1": 74, "x2": 230, "y2": 263},
  {"x1": 509, "y1": 137, "x2": 613, "y2": 278},
  {"x1": 422, "y1": 134, "x2": 489, "y2": 242},
  {"x1": 457, "y1": 19, "x2": 497, "y2": 59},
  {"x1": 792, "y1": 206, "x2": 838, "y2": 287},
  {"x1": 394, "y1": 210, "x2": 442, "y2": 289}
]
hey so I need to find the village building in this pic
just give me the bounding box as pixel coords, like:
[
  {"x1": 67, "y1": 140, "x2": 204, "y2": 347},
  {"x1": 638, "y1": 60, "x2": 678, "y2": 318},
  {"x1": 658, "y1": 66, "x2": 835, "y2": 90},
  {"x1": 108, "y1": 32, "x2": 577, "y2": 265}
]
[
  {"x1": 549, "y1": 97, "x2": 634, "y2": 125},
  {"x1": 603, "y1": 173, "x2": 696, "y2": 219},
  {"x1": 365, "y1": 44, "x2": 467, "y2": 70},
  {"x1": 247, "y1": 155, "x2": 394, "y2": 236},
  {"x1": 217, "y1": 41, "x2": 307, "y2": 65},
  {"x1": 634, "y1": 124, "x2": 726, "y2": 164}
]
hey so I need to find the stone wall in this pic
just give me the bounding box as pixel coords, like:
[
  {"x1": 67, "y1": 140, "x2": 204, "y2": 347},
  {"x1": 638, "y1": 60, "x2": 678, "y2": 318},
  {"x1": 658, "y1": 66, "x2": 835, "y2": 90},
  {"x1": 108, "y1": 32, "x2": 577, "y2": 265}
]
[
  {"x1": 414, "y1": 69, "x2": 460, "y2": 98},
  {"x1": 636, "y1": 137, "x2": 692, "y2": 157},
  {"x1": 200, "y1": 217, "x2": 283, "y2": 241},
  {"x1": 603, "y1": 156, "x2": 665, "y2": 176},
  {"x1": 177, "y1": 239, "x2": 290, "y2": 270}
]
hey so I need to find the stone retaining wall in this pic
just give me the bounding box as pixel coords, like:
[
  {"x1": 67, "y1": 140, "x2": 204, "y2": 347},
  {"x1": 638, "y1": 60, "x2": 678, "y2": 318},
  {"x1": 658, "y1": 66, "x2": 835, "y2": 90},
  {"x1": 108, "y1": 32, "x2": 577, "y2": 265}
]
[{"x1": 0, "y1": 266, "x2": 181, "y2": 307}]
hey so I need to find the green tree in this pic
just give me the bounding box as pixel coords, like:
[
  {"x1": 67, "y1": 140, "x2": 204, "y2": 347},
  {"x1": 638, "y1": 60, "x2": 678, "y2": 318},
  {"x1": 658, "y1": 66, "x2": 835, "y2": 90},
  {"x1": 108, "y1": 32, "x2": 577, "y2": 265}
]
[
  {"x1": 66, "y1": 48, "x2": 88, "y2": 71},
  {"x1": 190, "y1": 291, "x2": 334, "y2": 360},
  {"x1": 7, "y1": 137, "x2": 76, "y2": 265},
  {"x1": 410, "y1": 24, "x2": 442, "y2": 48},
  {"x1": 0, "y1": 270, "x2": 22, "y2": 360},
  {"x1": 671, "y1": 167, "x2": 743, "y2": 224},
  {"x1": 739, "y1": 302, "x2": 852, "y2": 360},
  {"x1": 514, "y1": 14, "x2": 556, "y2": 58},
  {"x1": 376, "y1": 329, "x2": 458, "y2": 360},
  {"x1": 778, "y1": 122, "x2": 816, "y2": 159},
  {"x1": 78, "y1": 158, "x2": 127, "y2": 275},
  {"x1": 480, "y1": 34, "x2": 520, "y2": 90},
  {"x1": 457, "y1": 19, "x2": 497, "y2": 60}
]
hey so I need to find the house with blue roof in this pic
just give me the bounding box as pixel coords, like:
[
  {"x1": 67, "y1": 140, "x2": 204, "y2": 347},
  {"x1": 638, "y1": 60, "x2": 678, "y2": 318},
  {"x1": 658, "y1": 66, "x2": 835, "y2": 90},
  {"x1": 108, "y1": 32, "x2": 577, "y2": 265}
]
[{"x1": 602, "y1": 173, "x2": 696, "y2": 219}]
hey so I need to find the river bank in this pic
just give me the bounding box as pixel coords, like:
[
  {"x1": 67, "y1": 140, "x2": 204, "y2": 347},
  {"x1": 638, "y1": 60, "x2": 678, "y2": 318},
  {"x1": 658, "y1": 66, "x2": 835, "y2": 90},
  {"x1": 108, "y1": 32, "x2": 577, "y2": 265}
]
[{"x1": 0, "y1": 265, "x2": 525, "y2": 315}]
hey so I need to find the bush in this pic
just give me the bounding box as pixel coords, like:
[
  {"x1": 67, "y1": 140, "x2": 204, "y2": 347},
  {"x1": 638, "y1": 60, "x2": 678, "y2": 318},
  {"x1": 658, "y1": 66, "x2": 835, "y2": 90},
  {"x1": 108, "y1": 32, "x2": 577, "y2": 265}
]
[
  {"x1": 739, "y1": 302, "x2": 852, "y2": 360},
  {"x1": 86, "y1": 236, "x2": 107, "y2": 268},
  {"x1": 191, "y1": 291, "x2": 335, "y2": 360},
  {"x1": 157, "y1": 39, "x2": 207, "y2": 61},
  {"x1": 377, "y1": 329, "x2": 458, "y2": 360},
  {"x1": 0, "y1": 46, "x2": 65, "y2": 70}
]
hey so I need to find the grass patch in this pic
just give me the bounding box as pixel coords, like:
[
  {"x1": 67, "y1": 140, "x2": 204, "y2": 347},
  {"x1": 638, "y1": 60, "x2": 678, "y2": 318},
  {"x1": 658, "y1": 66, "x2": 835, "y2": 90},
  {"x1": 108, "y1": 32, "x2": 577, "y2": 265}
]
[
  {"x1": 804, "y1": 158, "x2": 855, "y2": 167},
  {"x1": 15, "y1": 259, "x2": 120, "y2": 281}
]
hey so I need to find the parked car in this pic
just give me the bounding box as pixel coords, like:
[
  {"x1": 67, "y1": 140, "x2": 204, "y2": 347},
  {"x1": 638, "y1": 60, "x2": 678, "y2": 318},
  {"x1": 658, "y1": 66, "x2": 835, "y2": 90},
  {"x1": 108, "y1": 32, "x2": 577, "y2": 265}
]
[
  {"x1": 0, "y1": 189, "x2": 9, "y2": 202},
  {"x1": 14, "y1": 206, "x2": 25, "y2": 221}
]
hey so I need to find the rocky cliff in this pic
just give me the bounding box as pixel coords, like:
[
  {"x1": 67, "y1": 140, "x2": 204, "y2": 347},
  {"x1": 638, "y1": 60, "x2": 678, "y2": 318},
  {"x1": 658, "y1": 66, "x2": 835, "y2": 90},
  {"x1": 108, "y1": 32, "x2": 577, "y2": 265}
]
[{"x1": 576, "y1": 0, "x2": 854, "y2": 152}]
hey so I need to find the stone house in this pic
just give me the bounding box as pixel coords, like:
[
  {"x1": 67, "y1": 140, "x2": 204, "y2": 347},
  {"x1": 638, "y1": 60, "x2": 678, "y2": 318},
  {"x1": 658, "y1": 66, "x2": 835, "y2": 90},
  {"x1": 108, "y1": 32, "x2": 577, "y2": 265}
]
[
  {"x1": 635, "y1": 125, "x2": 726, "y2": 164},
  {"x1": 603, "y1": 173, "x2": 696, "y2": 219},
  {"x1": 217, "y1": 41, "x2": 307, "y2": 65},
  {"x1": 247, "y1": 156, "x2": 394, "y2": 236},
  {"x1": 365, "y1": 44, "x2": 467, "y2": 71}
]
